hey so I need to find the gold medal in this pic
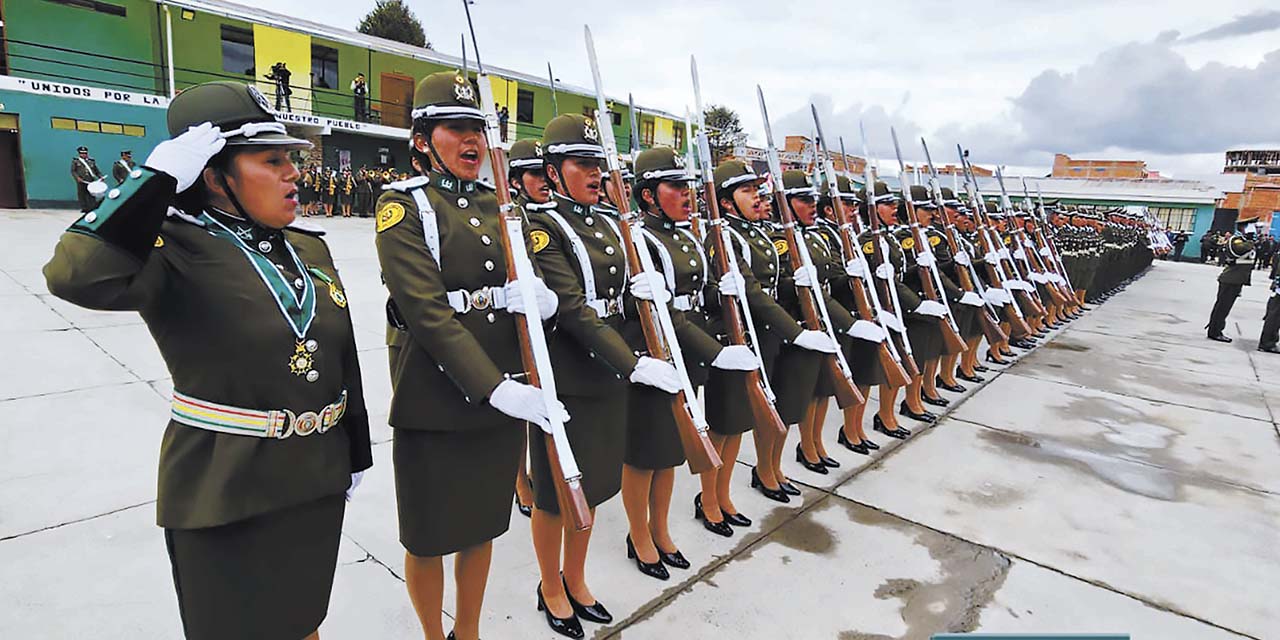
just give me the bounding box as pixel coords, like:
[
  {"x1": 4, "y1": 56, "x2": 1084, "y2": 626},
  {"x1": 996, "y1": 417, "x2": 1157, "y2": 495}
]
[
  {"x1": 289, "y1": 340, "x2": 314, "y2": 376},
  {"x1": 329, "y1": 282, "x2": 347, "y2": 308}
]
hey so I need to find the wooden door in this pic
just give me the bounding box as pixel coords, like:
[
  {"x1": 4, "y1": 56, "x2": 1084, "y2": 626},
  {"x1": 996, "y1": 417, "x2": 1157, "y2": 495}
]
[
  {"x1": 380, "y1": 73, "x2": 414, "y2": 129},
  {"x1": 0, "y1": 129, "x2": 26, "y2": 208}
]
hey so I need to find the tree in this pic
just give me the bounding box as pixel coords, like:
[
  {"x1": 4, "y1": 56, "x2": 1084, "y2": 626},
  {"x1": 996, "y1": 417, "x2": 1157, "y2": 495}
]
[
  {"x1": 358, "y1": 0, "x2": 431, "y2": 49},
  {"x1": 704, "y1": 104, "x2": 747, "y2": 163}
]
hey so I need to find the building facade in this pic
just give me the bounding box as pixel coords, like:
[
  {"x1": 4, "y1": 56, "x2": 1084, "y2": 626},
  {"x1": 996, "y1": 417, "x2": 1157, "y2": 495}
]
[
  {"x1": 1051, "y1": 153, "x2": 1150, "y2": 179},
  {"x1": 0, "y1": 0, "x2": 688, "y2": 207}
]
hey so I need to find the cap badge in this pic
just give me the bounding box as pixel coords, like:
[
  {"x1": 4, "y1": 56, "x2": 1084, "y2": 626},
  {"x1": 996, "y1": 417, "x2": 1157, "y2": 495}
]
[
  {"x1": 247, "y1": 85, "x2": 272, "y2": 112},
  {"x1": 583, "y1": 122, "x2": 599, "y2": 143}
]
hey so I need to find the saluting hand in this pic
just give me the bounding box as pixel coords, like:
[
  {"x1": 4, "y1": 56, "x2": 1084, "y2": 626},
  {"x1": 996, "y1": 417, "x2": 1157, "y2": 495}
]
[{"x1": 144, "y1": 122, "x2": 226, "y2": 192}]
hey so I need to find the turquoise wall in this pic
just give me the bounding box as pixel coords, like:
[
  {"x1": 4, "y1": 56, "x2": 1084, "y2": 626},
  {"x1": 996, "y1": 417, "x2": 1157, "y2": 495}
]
[
  {"x1": 5, "y1": 0, "x2": 164, "y2": 94},
  {"x1": 0, "y1": 93, "x2": 168, "y2": 207}
]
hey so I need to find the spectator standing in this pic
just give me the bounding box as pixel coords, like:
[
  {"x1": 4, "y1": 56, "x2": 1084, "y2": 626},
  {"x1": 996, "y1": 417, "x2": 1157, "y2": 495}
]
[
  {"x1": 112, "y1": 150, "x2": 135, "y2": 186},
  {"x1": 351, "y1": 74, "x2": 368, "y2": 122},
  {"x1": 498, "y1": 104, "x2": 510, "y2": 141}
]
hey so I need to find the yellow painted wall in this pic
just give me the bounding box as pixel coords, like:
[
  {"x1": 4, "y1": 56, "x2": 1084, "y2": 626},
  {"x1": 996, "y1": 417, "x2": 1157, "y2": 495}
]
[
  {"x1": 654, "y1": 116, "x2": 675, "y2": 147},
  {"x1": 253, "y1": 25, "x2": 312, "y2": 114}
]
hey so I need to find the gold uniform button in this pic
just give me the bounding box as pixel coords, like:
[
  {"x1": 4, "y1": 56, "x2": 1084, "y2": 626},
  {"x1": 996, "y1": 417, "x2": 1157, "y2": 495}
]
[
  {"x1": 304, "y1": 339, "x2": 319, "y2": 352},
  {"x1": 259, "y1": 241, "x2": 273, "y2": 253},
  {"x1": 481, "y1": 235, "x2": 492, "y2": 245},
  {"x1": 609, "y1": 266, "x2": 618, "y2": 274},
  {"x1": 484, "y1": 260, "x2": 495, "y2": 271},
  {"x1": 585, "y1": 217, "x2": 595, "y2": 226},
  {"x1": 305, "y1": 370, "x2": 320, "y2": 383},
  {"x1": 469, "y1": 217, "x2": 481, "y2": 227},
  {"x1": 690, "y1": 259, "x2": 698, "y2": 267},
  {"x1": 293, "y1": 278, "x2": 305, "y2": 289},
  {"x1": 594, "y1": 232, "x2": 604, "y2": 239},
  {"x1": 681, "y1": 246, "x2": 690, "y2": 253},
  {"x1": 605, "y1": 246, "x2": 615, "y2": 255},
  {"x1": 458, "y1": 198, "x2": 470, "y2": 209}
]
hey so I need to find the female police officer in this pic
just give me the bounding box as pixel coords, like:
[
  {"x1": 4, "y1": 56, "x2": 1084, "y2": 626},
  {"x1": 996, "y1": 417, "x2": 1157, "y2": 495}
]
[
  {"x1": 44, "y1": 81, "x2": 373, "y2": 640},
  {"x1": 525, "y1": 114, "x2": 682, "y2": 637},
  {"x1": 375, "y1": 71, "x2": 563, "y2": 640}
]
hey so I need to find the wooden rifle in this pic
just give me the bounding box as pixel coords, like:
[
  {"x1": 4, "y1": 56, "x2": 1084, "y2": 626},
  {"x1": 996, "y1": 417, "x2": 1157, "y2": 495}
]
[
  {"x1": 993, "y1": 168, "x2": 1050, "y2": 316},
  {"x1": 956, "y1": 146, "x2": 1035, "y2": 338},
  {"x1": 462, "y1": 7, "x2": 591, "y2": 530},
  {"x1": 757, "y1": 87, "x2": 865, "y2": 408},
  {"x1": 860, "y1": 124, "x2": 922, "y2": 380},
  {"x1": 585, "y1": 28, "x2": 721, "y2": 473},
  {"x1": 1020, "y1": 179, "x2": 1076, "y2": 307},
  {"x1": 1034, "y1": 185, "x2": 1079, "y2": 299},
  {"x1": 689, "y1": 57, "x2": 786, "y2": 437},
  {"x1": 811, "y1": 111, "x2": 911, "y2": 388},
  {"x1": 920, "y1": 138, "x2": 1007, "y2": 345},
  {"x1": 890, "y1": 128, "x2": 967, "y2": 355}
]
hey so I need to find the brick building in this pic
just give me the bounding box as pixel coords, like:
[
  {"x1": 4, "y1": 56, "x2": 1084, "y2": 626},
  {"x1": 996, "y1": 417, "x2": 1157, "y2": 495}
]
[
  {"x1": 1219, "y1": 149, "x2": 1280, "y2": 228},
  {"x1": 1051, "y1": 153, "x2": 1150, "y2": 179}
]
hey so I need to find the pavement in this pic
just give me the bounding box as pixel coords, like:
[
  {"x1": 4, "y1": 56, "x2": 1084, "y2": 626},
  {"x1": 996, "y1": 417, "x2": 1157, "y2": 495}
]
[{"x1": 1, "y1": 209, "x2": 1276, "y2": 640}]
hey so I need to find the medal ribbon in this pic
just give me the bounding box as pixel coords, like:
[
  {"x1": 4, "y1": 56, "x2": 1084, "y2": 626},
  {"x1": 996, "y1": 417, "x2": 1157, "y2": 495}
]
[{"x1": 200, "y1": 212, "x2": 317, "y2": 339}]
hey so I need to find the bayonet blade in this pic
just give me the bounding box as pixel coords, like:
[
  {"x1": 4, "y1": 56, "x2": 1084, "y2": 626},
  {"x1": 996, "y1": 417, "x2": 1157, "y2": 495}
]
[{"x1": 583, "y1": 25, "x2": 620, "y2": 166}]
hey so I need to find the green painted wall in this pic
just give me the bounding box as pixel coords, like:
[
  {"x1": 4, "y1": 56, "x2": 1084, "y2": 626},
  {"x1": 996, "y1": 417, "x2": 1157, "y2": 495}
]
[
  {"x1": 6, "y1": 0, "x2": 163, "y2": 94},
  {"x1": 309, "y1": 37, "x2": 370, "y2": 121},
  {"x1": 167, "y1": 10, "x2": 259, "y2": 90},
  {"x1": 0, "y1": 93, "x2": 168, "y2": 206}
]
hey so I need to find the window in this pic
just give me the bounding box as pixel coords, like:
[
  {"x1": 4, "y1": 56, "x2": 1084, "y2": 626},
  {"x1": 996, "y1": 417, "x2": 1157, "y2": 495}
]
[
  {"x1": 311, "y1": 45, "x2": 339, "y2": 90},
  {"x1": 673, "y1": 124, "x2": 685, "y2": 152},
  {"x1": 640, "y1": 120, "x2": 654, "y2": 147},
  {"x1": 44, "y1": 0, "x2": 126, "y2": 17},
  {"x1": 221, "y1": 26, "x2": 254, "y2": 76},
  {"x1": 582, "y1": 106, "x2": 621, "y2": 126},
  {"x1": 52, "y1": 117, "x2": 145, "y2": 137},
  {"x1": 516, "y1": 89, "x2": 535, "y2": 124},
  {"x1": 1150, "y1": 207, "x2": 1196, "y2": 232}
]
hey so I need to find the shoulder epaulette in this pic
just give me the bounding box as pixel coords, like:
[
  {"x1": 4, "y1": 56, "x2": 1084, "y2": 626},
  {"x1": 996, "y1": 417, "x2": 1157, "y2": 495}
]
[
  {"x1": 382, "y1": 176, "x2": 431, "y2": 192},
  {"x1": 286, "y1": 218, "x2": 327, "y2": 236}
]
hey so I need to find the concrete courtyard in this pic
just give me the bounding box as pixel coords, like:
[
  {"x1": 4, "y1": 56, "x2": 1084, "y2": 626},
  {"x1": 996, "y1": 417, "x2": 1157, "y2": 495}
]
[{"x1": 1, "y1": 209, "x2": 1275, "y2": 639}]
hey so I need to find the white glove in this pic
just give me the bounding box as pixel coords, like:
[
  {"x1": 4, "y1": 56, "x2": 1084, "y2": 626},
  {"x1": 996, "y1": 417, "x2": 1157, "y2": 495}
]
[
  {"x1": 718, "y1": 271, "x2": 746, "y2": 298},
  {"x1": 1049, "y1": 273, "x2": 1065, "y2": 285},
  {"x1": 954, "y1": 251, "x2": 971, "y2": 266},
  {"x1": 504, "y1": 277, "x2": 558, "y2": 321},
  {"x1": 489, "y1": 379, "x2": 571, "y2": 433},
  {"x1": 879, "y1": 312, "x2": 906, "y2": 333},
  {"x1": 711, "y1": 345, "x2": 760, "y2": 371},
  {"x1": 630, "y1": 356, "x2": 682, "y2": 393},
  {"x1": 1007, "y1": 279, "x2": 1031, "y2": 291},
  {"x1": 1027, "y1": 272, "x2": 1045, "y2": 284},
  {"x1": 629, "y1": 272, "x2": 672, "y2": 304},
  {"x1": 999, "y1": 248, "x2": 1012, "y2": 260},
  {"x1": 145, "y1": 122, "x2": 227, "y2": 192},
  {"x1": 1012, "y1": 248, "x2": 1027, "y2": 260},
  {"x1": 959, "y1": 291, "x2": 984, "y2": 307},
  {"x1": 916, "y1": 251, "x2": 937, "y2": 268},
  {"x1": 1039, "y1": 246, "x2": 1053, "y2": 257},
  {"x1": 792, "y1": 264, "x2": 818, "y2": 288},
  {"x1": 875, "y1": 262, "x2": 895, "y2": 280},
  {"x1": 983, "y1": 251, "x2": 1001, "y2": 264},
  {"x1": 847, "y1": 320, "x2": 886, "y2": 343},
  {"x1": 793, "y1": 329, "x2": 839, "y2": 354},
  {"x1": 914, "y1": 300, "x2": 948, "y2": 317},
  {"x1": 983, "y1": 287, "x2": 1011, "y2": 306},
  {"x1": 345, "y1": 471, "x2": 364, "y2": 501},
  {"x1": 844, "y1": 259, "x2": 866, "y2": 278}
]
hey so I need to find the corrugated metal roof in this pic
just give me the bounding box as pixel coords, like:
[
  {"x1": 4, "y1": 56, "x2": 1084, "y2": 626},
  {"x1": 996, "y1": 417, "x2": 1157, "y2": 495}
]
[{"x1": 160, "y1": 0, "x2": 683, "y2": 121}]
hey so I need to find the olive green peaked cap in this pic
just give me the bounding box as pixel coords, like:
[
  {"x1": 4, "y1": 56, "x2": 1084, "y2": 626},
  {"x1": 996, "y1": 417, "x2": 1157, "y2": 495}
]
[
  {"x1": 713, "y1": 159, "x2": 760, "y2": 191},
  {"x1": 856, "y1": 180, "x2": 897, "y2": 205},
  {"x1": 508, "y1": 139, "x2": 544, "y2": 169},
  {"x1": 167, "y1": 81, "x2": 311, "y2": 148},
  {"x1": 412, "y1": 71, "x2": 484, "y2": 122},
  {"x1": 781, "y1": 170, "x2": 818, "y2": 197},
  {"x1": 635, "y1": 146, "x2": 691, "y2": 182},
  {"x1": 542, "y1": 113, "x2": 606, "y2": 159}
]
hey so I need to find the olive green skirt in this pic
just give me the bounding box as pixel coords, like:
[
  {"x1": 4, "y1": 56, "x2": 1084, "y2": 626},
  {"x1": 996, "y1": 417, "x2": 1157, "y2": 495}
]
[
  {"x1": 165, "y1": 493, "x2": 345, "y2": 640},
  {"x1": 769, "y1": 344, "x2": 822, "y2": 424},
  {"x1": 706, "y1": 334, "x2": 781, "y2": 436},
  {"x1": 625, "y1": 384, "x2": 688, "y2": 471},
  {"x1": 530, "y1": 391, "x2": 626, "y2": 513},
  {"x1": 905, "y1": 314, "x2": 944, "y2": 369},
  {"x1": 394, "y1": 425, "x2": 524, "y2": 557},
  {"x1": 952, "y1": 300, "x2": 982, "y2": 340}
]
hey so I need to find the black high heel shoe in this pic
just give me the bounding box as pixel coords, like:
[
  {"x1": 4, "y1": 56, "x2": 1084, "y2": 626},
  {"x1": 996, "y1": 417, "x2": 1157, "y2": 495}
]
[
  {"x1": 723, "y1": 511, "x2": 752, "y2": 527},
  {"x1": 750, "y1": 468, "x2": 791, "y2": 503},
  {"x1": 563, "y1": 574, "x2": 613, "y2": 624},
  {"x1": 779, "y1": 480, "x2": 801, "y2": 496},
  {"x1": 837, "y1": 428, "x2": 870, "y2": 455},
  {"x1": 956, "y1": 371, "x2": 985, "y2": 383},
  {"x1": 537, "y1": 584, "x2": 584, "y2": 639},
  {"x1": 935, "y1": 376, "x2": 967, "y2": 393},
  {"x1": 862, "y1": 438, "x2": 880, "y2": 450},
  {"x1": 658, "y1": 548, "x2": 691, "y2": 570},
  {"x1": 922, "y1": 394, "x2": 949, "y2": 408},
  {"x1": 873, "y1": 414, "x2": 911, "y2": 439},
  {"x1": 974, "y1": 363, "x2": 991, "y2": 372},
  {"x1": 516, "y1": 496, "x2": 533, "y2": 518},
  {"x1": 694, "y1": 493, "x2": 734, "y2": 537},
  {"x1": 898, "y1": 401, "x2": 937, "y2": 423},
  {"x1": 625, "y1": 535, "x2": 670, "y2": 581},
  {"x1": 795, "y1": 444, "x2": 829, "y2": 474},
  {"x1": 820, "y1": 455, "x2": 841, "y2": 468},
  {"x1": 985, "y1": 353, "x2": 1009, "y2": 366}
]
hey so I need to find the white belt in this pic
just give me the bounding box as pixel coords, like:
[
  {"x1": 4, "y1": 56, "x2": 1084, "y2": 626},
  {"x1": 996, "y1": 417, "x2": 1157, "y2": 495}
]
[
  {"x1": 448, "y1": 286, "x2": 507, "y2": 314},
  {"x1": 587, "y1": 295, "x2": 624, "y2": 318}
]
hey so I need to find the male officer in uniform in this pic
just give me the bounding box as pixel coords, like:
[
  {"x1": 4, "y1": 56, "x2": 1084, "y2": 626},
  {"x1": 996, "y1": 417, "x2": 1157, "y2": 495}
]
[
  {"x1": 112, "y1": 150, "x2": 136, "y2": 186},
  {"x1": 1206, "y1": 214, "x2": 1260, "y2": 343},
  {"x1": 1257, "y1": 252, "x2": 1280, "y2": 353},
  {"x1": 70, "y1": 146, "x2": 103, "y2": 212}
]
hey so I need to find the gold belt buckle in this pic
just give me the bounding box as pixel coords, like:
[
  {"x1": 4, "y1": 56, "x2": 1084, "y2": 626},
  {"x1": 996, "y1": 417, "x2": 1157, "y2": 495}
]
[
  {"x1": 293, "y1": 411, "x2": 320, "y2": 437},
  {"x1": 606, "y1": 297, "x2": 622, "y2": 316},
  {"x1": 470, "y1": 288, "x2": 492, "y2": 310}
]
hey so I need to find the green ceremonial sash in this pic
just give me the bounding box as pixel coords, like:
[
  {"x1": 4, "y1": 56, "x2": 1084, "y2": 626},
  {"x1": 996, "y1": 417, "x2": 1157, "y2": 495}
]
[{"x1": 200, "y1": 212, "x2": 317, "y2": 340}]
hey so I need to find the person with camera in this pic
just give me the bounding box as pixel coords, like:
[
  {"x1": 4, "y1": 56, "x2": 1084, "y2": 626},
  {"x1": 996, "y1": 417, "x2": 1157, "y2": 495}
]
[
  {"x1": 265, "y1": 62, "x2": 293, "y2": 112},
  {"x1": 351, "y1": 73, "x2": 368, "y2": 122}
]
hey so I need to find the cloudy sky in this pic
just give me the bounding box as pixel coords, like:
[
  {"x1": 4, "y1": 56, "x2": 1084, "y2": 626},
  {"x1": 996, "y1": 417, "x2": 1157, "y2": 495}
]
[{"x1": 255, "y1": 0, "x2": 1280, "y2": 178}]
